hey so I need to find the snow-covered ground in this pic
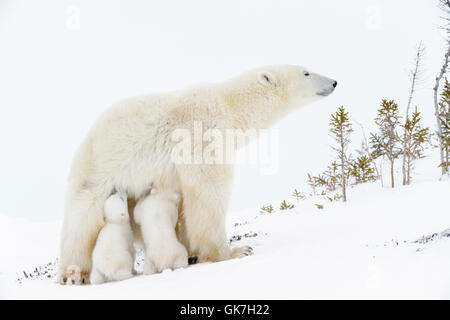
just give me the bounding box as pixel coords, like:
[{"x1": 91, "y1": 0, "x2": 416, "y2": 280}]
[{"x1": 1, "y1": 151, "x2": 449, "y2": 299}]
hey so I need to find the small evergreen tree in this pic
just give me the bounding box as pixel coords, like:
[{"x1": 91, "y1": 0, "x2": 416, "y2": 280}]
[
  {"x1": 401, "y1": 107, "x2": 431, "y2": 184},
  {"x1": 370, "y1": 99, "x2": 402, "y2": 188},
  {"x1": 349, "y1": 155, "x2": 377, "y2": 184},
  {"x1": 438, "y1": 78, "x2": 450, "y2": 173},
  {"x1": 333, "y1": 193, "x2": 343, "y2": 201},
  {"x1": 315, "y1": 174, "x2": 328, "y2": 190},
  {"x1": 292, "y1": 189, "x2": 305, "y2": 202},
  {"x1": 330, "y1": 106, "x2": 353, "y2": 202},
  {"x1": 323, "y1": 161, "x2": 340, "y2": 191},
  {"x1": 280, "y1": 200, "x2": 294, "y2": 210},
  {"x1": 260, "y1": 205, "x2": 274, "y2": 214},
  {"x1": 355, "y1": 122, "x2": 382, "y2": 185},
  {"x1": 345, "y1": 153, "x2": 354, "y2": 183},
  {"x1": 307, "y1": 173, "x2": 317, "y2": 195}
]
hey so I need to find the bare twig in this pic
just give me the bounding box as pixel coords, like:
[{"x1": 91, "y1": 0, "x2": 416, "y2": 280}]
[
  {"x1": 433, "y1": 46, "x2": 450, "y2": 175},
  {"x1": 403, "y1": 42, "x2": 426, "y2": 185}
]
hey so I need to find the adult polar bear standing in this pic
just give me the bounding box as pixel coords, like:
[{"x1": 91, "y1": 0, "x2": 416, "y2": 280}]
[{"x1": 58, "y1": 65, "x2": 337, "y2": 284}]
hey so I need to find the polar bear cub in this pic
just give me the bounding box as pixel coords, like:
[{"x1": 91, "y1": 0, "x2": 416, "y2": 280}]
[
  {"x1": 134, "y1": 188, "x2": 188, "y2": 274},
  {"x1": 90, "y1": 192, "x2": 135, "y2": 284}
]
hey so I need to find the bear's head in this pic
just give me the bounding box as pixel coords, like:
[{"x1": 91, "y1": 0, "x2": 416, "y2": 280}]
[
  {"x1": 222, "y1": 64, "x2": 337, "y2": 129},
  {"x1": 104, "y1": 192, "x2": 129, "y2": 224}
]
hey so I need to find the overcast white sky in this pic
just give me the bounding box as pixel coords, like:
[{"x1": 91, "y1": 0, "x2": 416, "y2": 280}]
[{"x1": 0, "y1": 0, "x2": 445, "y2": 221}]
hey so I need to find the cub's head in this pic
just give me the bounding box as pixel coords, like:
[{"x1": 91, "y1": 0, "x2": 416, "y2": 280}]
[
  {"x1": 150, "y1": 188, "x2": 180, "y2": 205},
  {"x1": 139, "y1": 188, "x2": 180, "y2": 216},
  {"x1": 104, "y1": 192, "x2": 129, "y2": 224}
]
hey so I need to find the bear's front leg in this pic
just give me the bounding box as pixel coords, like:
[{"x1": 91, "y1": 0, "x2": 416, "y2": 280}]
[
  {"x1": 177, "y1": 164, "x2": 252, "y2": 262},
  {"x1": 57, "y1": 187, "x2": 105, "y2": 285}
]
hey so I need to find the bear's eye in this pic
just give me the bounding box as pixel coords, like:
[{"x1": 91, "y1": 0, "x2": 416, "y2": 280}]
[{"x1": 303, "y1": 71, "x2": 310, "y2": 77}]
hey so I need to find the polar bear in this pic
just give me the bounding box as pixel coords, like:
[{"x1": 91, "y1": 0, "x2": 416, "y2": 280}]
[
  {"x1": 134, "y1": 188, "x2": 188, "y2": 274},
  {"x1": 90, "y1": 192, "x2": 135, "y2": 284},
  {"x1": 57, "y1": 64, "x2": 336, "y2": 284}
]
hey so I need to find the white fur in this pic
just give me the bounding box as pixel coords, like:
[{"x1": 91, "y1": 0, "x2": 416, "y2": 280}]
[
  {"x1": 134, "y1": 188, "x2": 188, "y2": 274},
  {"x1": 57, "y1": 64, "x2": 336, "y2": 284},
  {"x1": 90, "y1": 193, "x2": 135, "y2": 284}
]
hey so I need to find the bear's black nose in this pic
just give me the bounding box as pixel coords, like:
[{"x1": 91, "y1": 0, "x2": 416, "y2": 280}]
[{"x1": 333, "y1": 81, "x2": 337, "y2": 88}]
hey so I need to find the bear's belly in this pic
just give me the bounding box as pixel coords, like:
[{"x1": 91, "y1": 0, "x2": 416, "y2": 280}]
[
  {"x1": 109, "y1": 153, "x2": 178, "y2": 199},
  {"x1": 111, "y1": 161, "x2": 163, "y2": 198}
]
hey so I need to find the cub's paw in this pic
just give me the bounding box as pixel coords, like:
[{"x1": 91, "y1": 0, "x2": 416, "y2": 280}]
[
  {"x1": 231, "y1": 246, "x2": 253, "y2": 259},
  {"x1": 111, "y1": 269, "x2": 134, "y2": 282},
  {"x1": 171, "y1": 245, "x2": 188, "y2": 270},
  {"x1": 172, "y1": 254, "x2": 188, "y2": 270},
  {"x1": 89, "y1": 269, "x2": 105, "y2": 285},
  {"x1": 143, "y1": 260, "x2": 157, "y2": 275}
]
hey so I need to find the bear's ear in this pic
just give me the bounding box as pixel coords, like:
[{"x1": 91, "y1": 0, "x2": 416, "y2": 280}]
[{"x1": 258, "y1": 71, "x2": 276, "y2": 87}]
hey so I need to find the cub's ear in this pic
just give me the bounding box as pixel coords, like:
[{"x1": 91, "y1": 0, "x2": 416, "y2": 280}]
[{"x1": 258, "y1": 71, "x2": 276, "y2": 86}]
